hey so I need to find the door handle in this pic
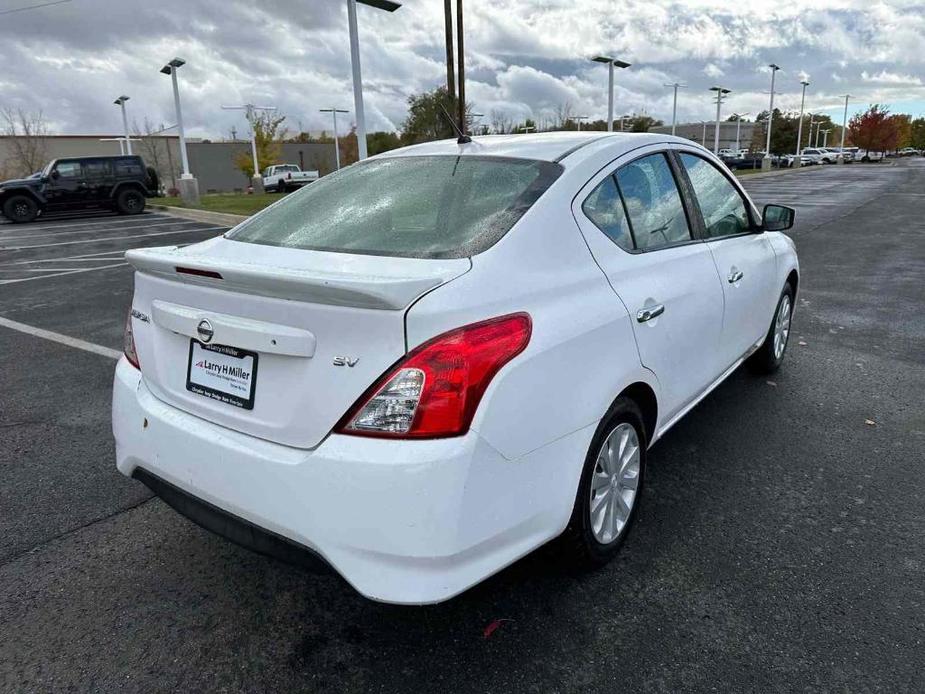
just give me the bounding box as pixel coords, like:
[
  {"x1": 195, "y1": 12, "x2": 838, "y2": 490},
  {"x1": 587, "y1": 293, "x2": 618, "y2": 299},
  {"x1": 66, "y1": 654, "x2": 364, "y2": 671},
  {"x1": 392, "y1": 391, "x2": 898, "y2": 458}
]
[
  {"x1": 727, "y1": 270, "x2": 744, "y2": 283},
  {"x1": 636, "y1": 304, "x2": 665, "y2": 323}
]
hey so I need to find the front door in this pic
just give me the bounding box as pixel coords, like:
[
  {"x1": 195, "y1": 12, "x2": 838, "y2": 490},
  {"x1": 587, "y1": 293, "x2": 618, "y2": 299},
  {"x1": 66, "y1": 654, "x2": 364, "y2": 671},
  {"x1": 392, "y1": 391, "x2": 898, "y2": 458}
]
[
  {"x1": 674, "y1": 150, "x2": 779, "y2": 369},
  {"x1": 572, "y1": 149, "x2": 726, "y2": 423},
  {"x1": 44, "y1": 160, "x2": 87, "y2": 210}
]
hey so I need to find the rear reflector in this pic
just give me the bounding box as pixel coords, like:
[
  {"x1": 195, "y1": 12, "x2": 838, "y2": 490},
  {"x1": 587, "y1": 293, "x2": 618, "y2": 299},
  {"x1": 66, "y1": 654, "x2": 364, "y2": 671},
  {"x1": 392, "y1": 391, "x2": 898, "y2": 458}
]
[
  {"x1": 175, "y1": 266, "x2": 223, "y2": 279},
  {"x1": 336, "y1": 313, "x2": 531, "y2": 439}
]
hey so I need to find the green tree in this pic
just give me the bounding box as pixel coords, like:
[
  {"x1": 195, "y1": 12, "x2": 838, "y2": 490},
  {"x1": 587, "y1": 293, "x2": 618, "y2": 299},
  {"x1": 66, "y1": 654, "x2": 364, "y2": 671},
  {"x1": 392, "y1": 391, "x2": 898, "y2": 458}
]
[
  {"x1": 910, "y1": 118, "x2": 925, "y2": 150},
  {"x1": 234, "y1": 111, "x2": 287, "y2": 178},
  {"x1": 367, "y1": 131, "x2": 402, "y2": 155},
  {"x1": 401, "y1": 86, "x2": 472, "y2": 144}
]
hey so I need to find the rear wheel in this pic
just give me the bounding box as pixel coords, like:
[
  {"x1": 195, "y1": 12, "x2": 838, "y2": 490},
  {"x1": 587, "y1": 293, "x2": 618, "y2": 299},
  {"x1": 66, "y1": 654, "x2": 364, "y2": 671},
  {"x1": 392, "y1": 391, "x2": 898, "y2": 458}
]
[
  {"x1": 116, "y1": 188, "x2": 145, "y2": 215},
  {"x1": 2, "y1": 194, "x2": 39, "y2": 223},
  {"x1": 747, "y1": 283, "x2": 793, "y2": 374},
  {"x1": 560, "y1": 398, "x2": 646, "y2": 567}
]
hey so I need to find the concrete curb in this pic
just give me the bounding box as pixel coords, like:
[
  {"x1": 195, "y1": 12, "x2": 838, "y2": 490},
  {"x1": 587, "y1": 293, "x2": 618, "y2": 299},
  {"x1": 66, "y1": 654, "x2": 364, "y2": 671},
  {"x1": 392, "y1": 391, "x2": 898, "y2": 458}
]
[{"x1": 149, "y1": 204, "x2": 249, "y2": 228}]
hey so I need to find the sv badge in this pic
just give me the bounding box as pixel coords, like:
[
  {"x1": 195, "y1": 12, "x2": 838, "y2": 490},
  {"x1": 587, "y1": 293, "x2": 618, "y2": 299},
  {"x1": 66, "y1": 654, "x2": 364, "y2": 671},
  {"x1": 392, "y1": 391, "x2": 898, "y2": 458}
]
[{"x1": 333, "y1": 356, "x2": 360, "y2": 367}]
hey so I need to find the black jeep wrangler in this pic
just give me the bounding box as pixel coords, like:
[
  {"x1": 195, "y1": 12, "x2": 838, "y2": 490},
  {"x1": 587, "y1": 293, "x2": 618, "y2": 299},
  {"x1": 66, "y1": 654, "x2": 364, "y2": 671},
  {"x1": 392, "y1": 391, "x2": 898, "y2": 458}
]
[{"x1": 0, "y1": 155, "x2": 159, "y2": 223}]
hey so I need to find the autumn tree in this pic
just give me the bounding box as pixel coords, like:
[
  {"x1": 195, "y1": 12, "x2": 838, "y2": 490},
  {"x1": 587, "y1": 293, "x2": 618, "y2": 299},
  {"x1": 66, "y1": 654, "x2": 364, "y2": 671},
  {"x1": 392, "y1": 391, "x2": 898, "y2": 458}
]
[
  {"x1": 133, "y1": 118, "x2": 178, "y2": 192},
  {"x1": 848, "y1": 104, "x2": 901, "y2": 155},
  {"x1": 233, "y1": 110, "x2": 287, "y2": 178},
  {"x1": 1, "y1": 107, "x2": 49, "y2": 177}
]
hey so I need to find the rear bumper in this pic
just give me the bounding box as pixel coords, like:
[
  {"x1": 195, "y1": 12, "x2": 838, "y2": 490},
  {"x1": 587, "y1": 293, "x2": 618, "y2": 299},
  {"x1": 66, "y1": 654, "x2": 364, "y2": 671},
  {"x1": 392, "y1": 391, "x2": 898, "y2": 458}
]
[{"x1": 112, "y1": 358, "x2": 590, "y2": 604}]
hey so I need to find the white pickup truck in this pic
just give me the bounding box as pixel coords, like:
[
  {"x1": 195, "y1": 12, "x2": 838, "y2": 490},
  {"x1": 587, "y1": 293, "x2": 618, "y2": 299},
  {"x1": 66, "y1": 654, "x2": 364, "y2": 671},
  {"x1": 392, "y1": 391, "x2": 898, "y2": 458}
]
[{"x1": 261, "y1": 164, "x2": 319, "y2": 193}]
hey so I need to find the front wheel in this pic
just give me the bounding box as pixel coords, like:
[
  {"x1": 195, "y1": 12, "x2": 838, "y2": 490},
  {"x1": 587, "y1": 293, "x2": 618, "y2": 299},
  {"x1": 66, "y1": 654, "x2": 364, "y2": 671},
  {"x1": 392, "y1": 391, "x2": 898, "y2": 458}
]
[
  {"x1": 2, "y1": 194, "x2": 39, "y2": 223},
  {"x1": 116, "y1": 188, "x2": 145, "y2": 215},
  {"x1": 747, "y1": 283, "x2": 794, "y2": 374},
  {"x1": 559, "y1": 398, "x2": 647, "y2": 567}
]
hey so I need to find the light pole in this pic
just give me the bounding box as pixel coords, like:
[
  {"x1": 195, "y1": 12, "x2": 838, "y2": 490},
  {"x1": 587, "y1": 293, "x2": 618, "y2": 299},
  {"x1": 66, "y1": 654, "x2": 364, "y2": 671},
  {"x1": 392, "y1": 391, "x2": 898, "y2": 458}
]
[
  {"x1": 160, "y1": 57, "x2": 199, "y2": 204},
  {"x1": 838, "y1": 94, "x2": 852, "y2": 163},
  {"x1": 701, "y1": 121, "x2": 708, "y2": 147},
  {"x1": 710, "y1": 86, "x2": 731, "y2": 154},
  {"x1": 575, "y1": 115, "x2": 588, "y2": 131},
  {"x1": 222, "y1": 104, "x2": 277, "y2": 193},
  {"x1": 347, "y1": 0, "x2": 402, "y2": 161},
  {"x1": 732, "y1": 113, "x2": 750, "y2": 153},
  {"x1": 113, "y1": 96, "x2": 131, "y2": 155},
  {"x1": 620, "y1": 114, "x2": 632, "y2": 132},
  {"x1": 592, "y1": 56, "x2": 630, "y2": 132},
  {"x1": 320, "y1": 108, "x2": 349, "y2": 170},
  {"x1": 664, "y1": 82, "x2": 686, "y2": 136},
  {"x1": 794, "y1": 79, "x2": 809, "y2": 159},
  {"x1": 820, "y1": 128, "x2": 831, "y2": 147},
  {"x1": 763, "y1": 63, "x2": 780, "y2": 169}
]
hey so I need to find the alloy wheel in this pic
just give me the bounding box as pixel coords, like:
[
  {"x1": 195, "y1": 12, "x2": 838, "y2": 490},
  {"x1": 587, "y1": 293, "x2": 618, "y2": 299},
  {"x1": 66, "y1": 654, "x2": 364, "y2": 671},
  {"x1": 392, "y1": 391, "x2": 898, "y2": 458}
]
[
  {"x1": 773, "y1": 294, "x2": 791, "y2": 360},
  {"x1": 589, "y1": 422, "x2": 640, "y2": 544}
]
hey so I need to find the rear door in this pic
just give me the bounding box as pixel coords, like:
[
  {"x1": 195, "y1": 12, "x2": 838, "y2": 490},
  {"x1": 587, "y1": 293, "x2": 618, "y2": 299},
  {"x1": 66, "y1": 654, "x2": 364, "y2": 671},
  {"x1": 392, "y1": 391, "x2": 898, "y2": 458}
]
[
  {"x1": 81, "y1": 158, "x2": 114, "y2": 204},
  {"x1": 572, "y1": 147, "x2": 725, "y2": 422},
  {"x1": 674, "y1": 149, "x2": 779, "y2": 370}
]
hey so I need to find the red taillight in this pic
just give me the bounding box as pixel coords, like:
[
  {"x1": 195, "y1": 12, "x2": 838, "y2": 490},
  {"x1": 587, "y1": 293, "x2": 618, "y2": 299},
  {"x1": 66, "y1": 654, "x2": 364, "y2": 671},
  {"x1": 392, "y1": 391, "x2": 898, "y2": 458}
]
[
  {"x1": 123, "y1": 309, "x2": 140, "y2": 370},
  {"x1": 335, "y1": 313, "x2": 531, "y2": 439}
]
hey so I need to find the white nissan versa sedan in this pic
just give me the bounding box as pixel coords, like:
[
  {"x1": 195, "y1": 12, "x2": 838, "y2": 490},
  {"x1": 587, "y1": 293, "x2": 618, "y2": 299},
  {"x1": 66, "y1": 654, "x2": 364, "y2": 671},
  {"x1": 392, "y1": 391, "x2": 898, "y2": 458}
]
[{"x1": 113, "y1": 132, "x2": 798, "y2": 604}]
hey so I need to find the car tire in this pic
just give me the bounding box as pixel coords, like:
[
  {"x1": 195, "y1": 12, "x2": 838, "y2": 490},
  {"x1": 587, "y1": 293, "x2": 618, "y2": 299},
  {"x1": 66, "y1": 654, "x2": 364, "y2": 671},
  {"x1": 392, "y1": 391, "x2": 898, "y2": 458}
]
[
  {"x1": 2, "y1": 194, "x2": 40, "y2": 223},
  {"x1": 116, "y1": 188, "x2": 145, "y2": 215},
  {"x1": 559, "y1": 397, "x2": 647, "y2": 568},
  {"x1": 747, "y1": 283, "x2": 794, "y2": 375}
]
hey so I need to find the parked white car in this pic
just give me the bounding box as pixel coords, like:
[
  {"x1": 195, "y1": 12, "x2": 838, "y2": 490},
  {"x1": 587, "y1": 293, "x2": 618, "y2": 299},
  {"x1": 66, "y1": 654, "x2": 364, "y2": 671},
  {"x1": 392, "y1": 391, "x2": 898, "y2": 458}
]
[
  {"x1": 262, "y1": 164, "x2": 319, "y2": 193},
  {"x1": 114, "y1": 132, "x2": 799, "y2": 604},
  {"x1": 800, "y1": 148, "x2": 826, "y2": 164}
]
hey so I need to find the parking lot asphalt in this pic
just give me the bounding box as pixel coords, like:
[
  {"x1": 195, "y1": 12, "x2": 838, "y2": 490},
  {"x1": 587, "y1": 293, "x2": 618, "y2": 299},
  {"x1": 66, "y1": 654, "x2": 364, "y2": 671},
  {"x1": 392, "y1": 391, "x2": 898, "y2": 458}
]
[{"x1": 1, "y1": 163, "x2": 923, "y2": 693}]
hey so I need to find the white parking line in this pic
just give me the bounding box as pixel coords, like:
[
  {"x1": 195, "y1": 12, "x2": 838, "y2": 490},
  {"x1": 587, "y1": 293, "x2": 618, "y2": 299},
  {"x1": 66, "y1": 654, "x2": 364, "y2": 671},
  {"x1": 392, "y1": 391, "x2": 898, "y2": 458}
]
[
  {"x1": 0, "y1": 217, "x2": 198, "y2": 241},
  {"x1": 0, "y1": 315, "x2": 120, "y2": 360},
  {"x1": 1, "y1": 226, "x2": 225, "y2": 251},
  {"x1": 0, "y1": 263, "x2": 127, "y2": 284},
  {"x1": 0, "y1": 213, "x2": 168, "y2": 233}
]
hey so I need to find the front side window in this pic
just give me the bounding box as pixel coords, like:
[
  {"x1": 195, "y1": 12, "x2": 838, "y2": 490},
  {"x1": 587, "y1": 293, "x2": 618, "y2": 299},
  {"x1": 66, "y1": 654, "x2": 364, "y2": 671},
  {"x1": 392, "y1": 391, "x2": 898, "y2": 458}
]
[
  {"x1": 614, "y1": 153, "x2": 691, "y2": 251},
  {"x1": 54, "y1": 161, "x2": 81, "y2": 179},
  {"x1": 581, "y1": 175, "x2": 633, "y2": 251},
  {"x1": 228, "y1": 156, "x2": 563, "y2": 259},
  {"x1": 679, "y1": 153, "x2": 750, "y2": 238}
]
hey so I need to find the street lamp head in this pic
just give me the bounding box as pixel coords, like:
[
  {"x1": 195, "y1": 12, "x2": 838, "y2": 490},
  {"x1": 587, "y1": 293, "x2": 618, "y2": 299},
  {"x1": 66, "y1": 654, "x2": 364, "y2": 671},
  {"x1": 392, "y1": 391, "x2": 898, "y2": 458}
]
[
  {"x1": 800, "y1": 80, "x2": 810, "y2": 86},
  {"x1": 169, "y1": 57, "x2": 185, "y2": 68},
  {"x1": 769, "y1": 63, "x2": 781, "y2": 71},
  {"x1": 114, "y1": 96, "x2": 129, "y2": 105},
  {"x1": 592, "y1": 55, "x2": 613, "y2": 63},
  {"x1": 357, "y1": 0, "x2": 401, "y2": 11},
  {"x1": 710, "y1": 86, "x2": 731, "y2": 94},
  {"x1": 613, "y1": 60, "x2": 631, "y2": 69},
  {"x1": 159, "y1": 65, "x2": 172, "y2": 75}
]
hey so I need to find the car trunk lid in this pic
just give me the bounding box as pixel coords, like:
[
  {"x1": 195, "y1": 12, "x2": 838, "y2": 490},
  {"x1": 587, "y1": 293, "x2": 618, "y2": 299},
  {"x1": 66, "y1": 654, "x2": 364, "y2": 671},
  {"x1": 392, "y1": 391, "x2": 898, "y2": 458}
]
[{"x1": 126, "y1": 238, "x2": 470, "y2": 448}]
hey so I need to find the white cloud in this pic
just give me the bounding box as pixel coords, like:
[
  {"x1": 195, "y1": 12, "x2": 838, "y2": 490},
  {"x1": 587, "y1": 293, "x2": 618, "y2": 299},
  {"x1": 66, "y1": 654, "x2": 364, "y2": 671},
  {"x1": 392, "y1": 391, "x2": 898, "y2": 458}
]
[{"x1": 2, "y1": 0, "x2": 925, "y2": 137}]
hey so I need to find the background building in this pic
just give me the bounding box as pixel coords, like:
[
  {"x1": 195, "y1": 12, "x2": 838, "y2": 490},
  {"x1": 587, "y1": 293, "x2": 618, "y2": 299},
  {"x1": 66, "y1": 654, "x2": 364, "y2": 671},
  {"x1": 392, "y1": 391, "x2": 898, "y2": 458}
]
[
  {"x1": 0, "y1": 134, "x2": 337, "y2": 192},
  {"x1": 649, "y1": 121, "x2": 761, "y2": 151}
]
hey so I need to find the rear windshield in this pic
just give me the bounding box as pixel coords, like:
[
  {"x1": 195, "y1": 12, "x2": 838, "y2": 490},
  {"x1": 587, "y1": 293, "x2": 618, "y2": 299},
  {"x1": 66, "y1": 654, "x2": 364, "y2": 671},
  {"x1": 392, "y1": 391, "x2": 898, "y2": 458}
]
[{"x1": 227, "y1": 155, "x2": 563, "y2": 259}]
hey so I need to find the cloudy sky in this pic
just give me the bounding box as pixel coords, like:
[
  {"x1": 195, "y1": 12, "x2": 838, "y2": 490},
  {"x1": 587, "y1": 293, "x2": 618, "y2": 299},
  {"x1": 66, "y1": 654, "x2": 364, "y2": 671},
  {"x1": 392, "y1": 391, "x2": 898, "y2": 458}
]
[{"x1": 2, "y1": 0, "x2": 925, "y2": 139}]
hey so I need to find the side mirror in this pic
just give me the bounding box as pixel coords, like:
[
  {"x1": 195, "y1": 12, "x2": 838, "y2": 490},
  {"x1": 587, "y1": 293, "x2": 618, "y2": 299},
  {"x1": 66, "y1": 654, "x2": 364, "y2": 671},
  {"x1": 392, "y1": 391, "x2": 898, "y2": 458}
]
[
  {"x1": 50, "y1": 169, "x2": 60, "y2": 180},
  {"x1": 762, "y1": 204, "x2": 795, "y2": 231}
]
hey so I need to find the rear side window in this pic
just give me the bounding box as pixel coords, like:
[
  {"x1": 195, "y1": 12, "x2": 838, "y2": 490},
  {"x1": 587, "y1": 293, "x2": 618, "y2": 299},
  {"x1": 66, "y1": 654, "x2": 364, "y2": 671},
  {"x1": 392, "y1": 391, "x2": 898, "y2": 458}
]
[
  {"x1": 83, "y1": 159, "x2": 112, "y2": 179},
  {"x1": 581, "y1": 176, "x2": 633, "y2": 251},
  {"x1": 614, "y1": 153, "x2": 691, "y2": 251},
  {"x1": 678, "y1": 153, "x2": 750, "y2": 238},
  {"x1": 114, "y1": 158, "x2": 143, "y2": 176},
  {"x1": 228, "y1": 156, "x2": 563, "y2": 259}
]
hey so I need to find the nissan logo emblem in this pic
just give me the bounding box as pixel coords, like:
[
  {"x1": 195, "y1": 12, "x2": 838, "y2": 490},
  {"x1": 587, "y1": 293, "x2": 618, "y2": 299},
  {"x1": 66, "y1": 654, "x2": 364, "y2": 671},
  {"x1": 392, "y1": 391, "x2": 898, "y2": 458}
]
[{"x1": 197, "y1": 319, "x2": 214, "y2": 343}]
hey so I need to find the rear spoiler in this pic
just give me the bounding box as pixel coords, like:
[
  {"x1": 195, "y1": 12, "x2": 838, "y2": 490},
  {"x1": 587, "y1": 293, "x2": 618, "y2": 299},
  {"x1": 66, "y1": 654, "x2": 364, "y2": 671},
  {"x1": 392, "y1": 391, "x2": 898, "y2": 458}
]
[{"x1": 125, "y1": 245, "x2": 470, "y2": 311}]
